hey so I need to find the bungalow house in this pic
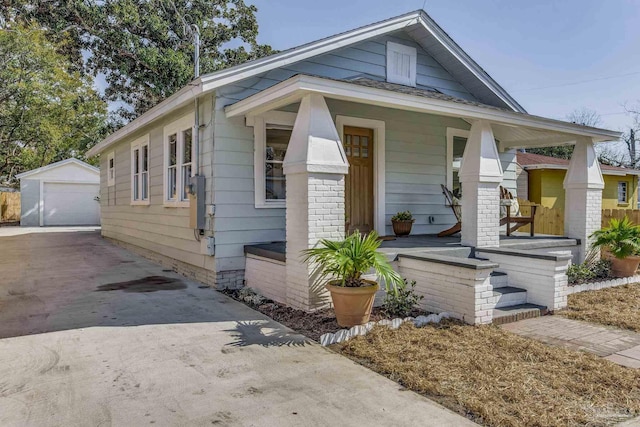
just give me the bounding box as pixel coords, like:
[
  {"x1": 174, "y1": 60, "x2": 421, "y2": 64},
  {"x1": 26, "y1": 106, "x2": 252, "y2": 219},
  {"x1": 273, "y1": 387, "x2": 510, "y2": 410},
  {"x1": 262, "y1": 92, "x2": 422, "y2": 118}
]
[
  {"x1": 87, "y1": 10, "x2": 621, "y2": 324},
  {"x1": 517, "y1": 152, "x2": 640, "y2": 210}
]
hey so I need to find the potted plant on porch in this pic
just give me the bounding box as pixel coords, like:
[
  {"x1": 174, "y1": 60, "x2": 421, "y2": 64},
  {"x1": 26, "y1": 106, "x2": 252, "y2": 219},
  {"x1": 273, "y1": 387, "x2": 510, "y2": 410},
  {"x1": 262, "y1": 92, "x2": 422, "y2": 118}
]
[
  {"x1": 591, "y1": 217, "x2": 640, "y2": 278},
  {"x1": 391, "y1": 211, "x2": 415, "y2": 237},
  {"x1": 302, "y1": 231, "x2": 403, "y2": 327}
]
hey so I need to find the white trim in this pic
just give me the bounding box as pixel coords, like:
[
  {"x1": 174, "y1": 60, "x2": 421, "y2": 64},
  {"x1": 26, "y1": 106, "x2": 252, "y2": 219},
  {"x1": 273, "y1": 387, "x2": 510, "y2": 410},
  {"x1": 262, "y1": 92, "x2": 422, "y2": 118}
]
[
  {"x1": 130, "y1": 135, "x2": 150, "y2": 206},
  {"x1": 522, "y1": 164, "x2": 640, "y2": 176},
  {"x1": 386, "y1": 41, "x2": 417, "y2": 87},
  {"x1": 446, "y1": 128, "x2": 470, "y2": 190},
  {"x1": 225, "y1": 75, "x2": 621, "y2": 142},
  {"x1": 107, "y1": 152, "x2": 115, "y2": 187},
  {"x1": 335, "y1": 115, "x2": 386, "y2": 235},
  {"x1": 163, "y1": 114, "x2": 195, "y2": 208},
  {"x1": 87, "y1": 10, "x2": 534, "y2": 157},
  {"x1": 252, "y1": 111, "x2": 297, "y2": 208},
  {"x1": 17, "y1": 158, "x2": 99, "y2": 179},
  {"x1": 38, "y1": 180, "x2": 100, "y2": 227}
]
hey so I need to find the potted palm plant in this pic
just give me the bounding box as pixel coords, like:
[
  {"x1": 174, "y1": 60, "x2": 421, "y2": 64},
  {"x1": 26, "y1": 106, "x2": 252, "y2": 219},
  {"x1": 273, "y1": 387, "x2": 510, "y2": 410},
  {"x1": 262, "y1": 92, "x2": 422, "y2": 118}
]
[
  {"x1": 302, "y1": 231, "x2": 403, "y2": 327},
  {"x1": 591, "y1": 217, "x2": 640, "y2": 277},
  {"x1": 391, "y1": 211, "x2": 415, "y2": 237}
]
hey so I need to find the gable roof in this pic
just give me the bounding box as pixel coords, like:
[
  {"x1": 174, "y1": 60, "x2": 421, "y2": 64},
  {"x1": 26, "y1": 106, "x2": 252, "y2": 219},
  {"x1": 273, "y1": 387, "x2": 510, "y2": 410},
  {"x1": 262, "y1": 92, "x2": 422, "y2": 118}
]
[
  {"x1": 16, "y1": 158, "x2": 100, "y2": 179},
  {"x1": 87, "y1": 10, "x2": 526, "y2": 157},
  {"x1": 517, "y1": 152, "x2": 640, "y2": 176}
]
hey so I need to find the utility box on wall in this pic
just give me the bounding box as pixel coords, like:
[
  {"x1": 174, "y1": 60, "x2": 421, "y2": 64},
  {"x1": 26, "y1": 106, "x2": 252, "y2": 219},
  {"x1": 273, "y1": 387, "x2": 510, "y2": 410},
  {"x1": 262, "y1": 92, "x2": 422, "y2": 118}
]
[{"x1": 189, "y1": 175, "x2": 206, "y2": 230}]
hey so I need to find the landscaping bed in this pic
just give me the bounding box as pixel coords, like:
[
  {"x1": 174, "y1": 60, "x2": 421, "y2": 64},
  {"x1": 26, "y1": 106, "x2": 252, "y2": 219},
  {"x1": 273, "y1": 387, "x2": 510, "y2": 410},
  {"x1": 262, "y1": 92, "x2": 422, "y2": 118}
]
[
  {"x1": 335, "y1": 320, "x2": 640, "y2": 427},
  {"x1": 220, "y1": 288, "x2": 426, "y2": 341},
  {"x1": 560, "y1": 283, "x2": 640, "y2": 332}
]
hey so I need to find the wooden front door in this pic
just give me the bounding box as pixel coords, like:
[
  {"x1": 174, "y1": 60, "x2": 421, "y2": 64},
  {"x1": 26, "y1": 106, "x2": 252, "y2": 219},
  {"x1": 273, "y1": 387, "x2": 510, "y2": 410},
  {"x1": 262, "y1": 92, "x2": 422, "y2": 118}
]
[{"x1": 344, "y1": 126, "x2": 374, "y2": 233}]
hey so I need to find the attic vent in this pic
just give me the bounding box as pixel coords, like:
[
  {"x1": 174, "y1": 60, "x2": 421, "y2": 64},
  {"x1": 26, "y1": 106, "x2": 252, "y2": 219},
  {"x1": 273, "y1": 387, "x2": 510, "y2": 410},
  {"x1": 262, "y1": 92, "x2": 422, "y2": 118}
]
[{"x1": 386, "y1": 41, "x2": 417, "y2": 87}]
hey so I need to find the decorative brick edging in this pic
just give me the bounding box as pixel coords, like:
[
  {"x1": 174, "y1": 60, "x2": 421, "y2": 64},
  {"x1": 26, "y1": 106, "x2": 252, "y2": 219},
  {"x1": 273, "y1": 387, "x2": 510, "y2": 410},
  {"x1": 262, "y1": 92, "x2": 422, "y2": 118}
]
[
  {"x1": 319, "y1": 312, "x2": 452, "y2": 346},
  {"x1": 568, "y1": 275, "x2": 640, "y2": 294}
]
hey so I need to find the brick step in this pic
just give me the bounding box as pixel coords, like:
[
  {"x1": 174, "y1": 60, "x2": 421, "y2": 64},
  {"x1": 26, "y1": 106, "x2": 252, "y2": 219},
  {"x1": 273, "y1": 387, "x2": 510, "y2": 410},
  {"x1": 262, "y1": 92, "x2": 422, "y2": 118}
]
[
  {"x1": 492, "y1": 304, "x2": 548, "y2": 326},
  {"x1": 493, "y1": 286, "x2": 527, "y2": 308},
  {"x1": 489, "y1": 271, "x2": 509, "y2": 288}
]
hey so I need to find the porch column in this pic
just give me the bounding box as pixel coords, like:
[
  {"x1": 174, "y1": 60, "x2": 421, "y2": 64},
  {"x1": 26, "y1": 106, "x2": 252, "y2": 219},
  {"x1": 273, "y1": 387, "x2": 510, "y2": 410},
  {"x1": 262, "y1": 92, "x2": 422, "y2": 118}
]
[
  {"x1": 283, "y1": 94, "x2": 349, "y2": 311},
  {"x1": 459, "y1": 120, "x2": 503, "y2": 248},
  {"x1": 563, "y1": 137, "x2": 604, "y2": 262}
]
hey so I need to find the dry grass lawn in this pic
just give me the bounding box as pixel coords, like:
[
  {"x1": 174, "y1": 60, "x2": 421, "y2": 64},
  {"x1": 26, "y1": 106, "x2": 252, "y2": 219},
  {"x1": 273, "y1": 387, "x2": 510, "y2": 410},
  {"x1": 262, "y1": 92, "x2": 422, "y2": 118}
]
[
  {"x1": 335, "y1": 321, "x2": 640, "y2": 427},
  {"x1": 560, "y1": 284, "x2": 640, "y2": 332}
]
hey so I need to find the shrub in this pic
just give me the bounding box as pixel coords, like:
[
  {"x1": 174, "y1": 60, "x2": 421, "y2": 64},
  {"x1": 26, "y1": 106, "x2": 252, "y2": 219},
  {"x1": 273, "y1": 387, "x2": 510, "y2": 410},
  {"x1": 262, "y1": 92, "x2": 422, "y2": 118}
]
[
  {"x1": 391, "y1": 211, "x2": 413, "y2": 221},
  {"x1": 568, "y1": 259, "x2": 612, "y2": 285},
  {"x1": 382, "y1": 278, "x2": 423, "y2": 317}
]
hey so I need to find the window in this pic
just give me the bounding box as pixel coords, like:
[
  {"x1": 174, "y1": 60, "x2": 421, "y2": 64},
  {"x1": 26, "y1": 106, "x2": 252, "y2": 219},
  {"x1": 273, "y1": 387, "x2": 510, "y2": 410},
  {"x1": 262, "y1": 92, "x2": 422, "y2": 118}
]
[
  {"x1": 107, "y1": 152, "x2": 115, "y2": 186},
  {"x1": 253, "y1": 111, "x2": 296, "y2": 208},
  {"x1": 164, "y1": 114, "x2": 194, "y2": 206},
  {"x1": 618, "y1": 181, "x2": 628, "y2": 203},
  {"x1": 446, "y1": 128, "x2": 470, "y2": 197},
  {"x1": 131, "y1": 136, "x2": 149, "y2": 204},
  {"x1": 386, "y1": 41, "x2": 417, "y2": 87}
]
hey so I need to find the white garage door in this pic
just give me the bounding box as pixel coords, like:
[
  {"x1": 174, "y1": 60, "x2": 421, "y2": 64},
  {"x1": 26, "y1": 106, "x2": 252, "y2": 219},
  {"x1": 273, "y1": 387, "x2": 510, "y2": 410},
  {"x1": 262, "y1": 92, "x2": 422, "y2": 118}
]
[{"x1": 42, "y1": 182, "x2": 101, "y2": 226}]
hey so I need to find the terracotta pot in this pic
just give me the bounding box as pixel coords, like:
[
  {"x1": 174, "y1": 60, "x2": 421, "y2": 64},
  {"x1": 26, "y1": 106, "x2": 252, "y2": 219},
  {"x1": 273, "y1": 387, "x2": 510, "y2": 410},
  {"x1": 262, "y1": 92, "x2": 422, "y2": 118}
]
[
  {"x1": 392, "y1": 219, "x2": 414, "y2": 237},
  {"x1": 610, "y1": 256, "x2": 640, "y2": 278},
  {"x1": 326, "y1": 280, "x2": 379, "y2": 327}
]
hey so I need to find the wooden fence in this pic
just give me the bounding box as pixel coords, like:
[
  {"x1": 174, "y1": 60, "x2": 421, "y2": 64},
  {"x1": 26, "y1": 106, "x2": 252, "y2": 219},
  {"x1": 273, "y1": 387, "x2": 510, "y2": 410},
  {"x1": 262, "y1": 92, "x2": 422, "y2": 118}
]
[
  {"x1": 517, "y1": 199, "x2": 564, "y2": 236},
  {"x1": 601, "y1": 209, "x2": 640, "y2": 226},
  {"x1": 0, "y1": 192, "x2": 20, "y2": 222}
]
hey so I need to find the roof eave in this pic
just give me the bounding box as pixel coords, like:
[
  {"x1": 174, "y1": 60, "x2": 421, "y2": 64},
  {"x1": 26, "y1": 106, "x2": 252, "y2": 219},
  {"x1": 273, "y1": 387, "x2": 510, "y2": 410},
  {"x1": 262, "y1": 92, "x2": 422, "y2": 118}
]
[{"x1": 16, "y1": 158, "x2": 99, "y2": 179}]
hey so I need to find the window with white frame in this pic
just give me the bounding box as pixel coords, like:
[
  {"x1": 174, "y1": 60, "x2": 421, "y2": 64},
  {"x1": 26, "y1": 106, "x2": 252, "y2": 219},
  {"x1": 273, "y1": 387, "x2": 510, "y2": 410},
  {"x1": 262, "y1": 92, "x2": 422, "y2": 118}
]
[
  {"x1": 253, "y1": 111, "x2": 296, "y2": 208},
  {"x1": 446, "y1": 128, "x2": 470, "y2": 197},
  {"x1": 618, "y1": 181, "x2": 628, "y2": 203},
  {"x1": 386, "y1": 41, "x2": 417, "y2": 87},
  {"x1": 107, "y1": 152, "x2": 115, "y2": 186},
  {"x1": 131, "y1": 137, "x2": 149, "y2": 204},
  {"x1": 164, "y1": 114, "x2": 194, "y2": 206}
]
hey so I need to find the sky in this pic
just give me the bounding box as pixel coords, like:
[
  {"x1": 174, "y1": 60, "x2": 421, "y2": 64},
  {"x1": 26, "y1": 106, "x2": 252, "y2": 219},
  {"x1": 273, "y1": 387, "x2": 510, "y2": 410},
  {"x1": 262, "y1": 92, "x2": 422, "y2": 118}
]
[{"x1": 249, "y1": 0, "x2": 640, "y2": 134}]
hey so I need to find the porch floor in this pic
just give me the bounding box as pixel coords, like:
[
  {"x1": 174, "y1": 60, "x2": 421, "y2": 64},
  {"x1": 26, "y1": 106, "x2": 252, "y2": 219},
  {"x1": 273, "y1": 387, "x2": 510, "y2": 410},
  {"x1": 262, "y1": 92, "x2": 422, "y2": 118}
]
[{"x1": 244, "y1": 233, "x2": 579, "y2": 263}]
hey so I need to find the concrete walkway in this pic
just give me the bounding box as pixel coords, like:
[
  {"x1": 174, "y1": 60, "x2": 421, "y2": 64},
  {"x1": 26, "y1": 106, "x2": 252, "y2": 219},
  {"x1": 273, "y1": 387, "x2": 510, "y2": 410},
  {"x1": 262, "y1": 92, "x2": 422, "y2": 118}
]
[
  {"x1": 501, "y1": 315, "x2": 640, "y2": 368},
  {"x1": 0, "y1": 228, "x2": 475, "y2": 426}
]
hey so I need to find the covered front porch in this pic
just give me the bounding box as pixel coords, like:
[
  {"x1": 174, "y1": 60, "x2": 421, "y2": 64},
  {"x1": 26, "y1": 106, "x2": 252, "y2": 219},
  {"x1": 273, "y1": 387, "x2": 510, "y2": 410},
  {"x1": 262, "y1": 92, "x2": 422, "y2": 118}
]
[{"x1": 227, "y1": 74, "x2": 620, "y2": 323}]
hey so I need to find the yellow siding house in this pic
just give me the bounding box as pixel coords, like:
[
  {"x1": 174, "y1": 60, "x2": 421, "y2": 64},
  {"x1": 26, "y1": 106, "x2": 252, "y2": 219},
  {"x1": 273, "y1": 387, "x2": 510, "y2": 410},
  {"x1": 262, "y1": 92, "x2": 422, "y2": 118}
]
[{"x1": 517, "y1": 152, "x2": 640, "y2": 210}]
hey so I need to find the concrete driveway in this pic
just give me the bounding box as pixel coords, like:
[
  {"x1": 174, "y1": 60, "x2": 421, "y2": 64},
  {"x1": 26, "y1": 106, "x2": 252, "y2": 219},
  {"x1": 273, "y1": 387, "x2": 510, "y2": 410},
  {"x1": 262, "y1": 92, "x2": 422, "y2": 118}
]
[{"x1": 0, "y1": 228, "x2": 474, "y2": 426}]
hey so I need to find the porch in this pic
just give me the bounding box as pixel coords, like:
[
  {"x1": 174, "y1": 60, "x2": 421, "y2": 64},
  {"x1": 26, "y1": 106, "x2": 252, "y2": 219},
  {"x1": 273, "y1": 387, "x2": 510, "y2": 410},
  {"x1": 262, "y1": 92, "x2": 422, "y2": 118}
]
[{"x1": 226, "y1": 73, "x2": 619, "y2": 323}]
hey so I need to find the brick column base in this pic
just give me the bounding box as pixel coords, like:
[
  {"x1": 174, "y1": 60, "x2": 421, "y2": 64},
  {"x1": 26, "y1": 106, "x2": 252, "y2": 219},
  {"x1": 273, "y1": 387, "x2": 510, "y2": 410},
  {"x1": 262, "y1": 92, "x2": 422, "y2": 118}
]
[{"x1": 461, "y1": 181, "x2": 500, "y2": 248}]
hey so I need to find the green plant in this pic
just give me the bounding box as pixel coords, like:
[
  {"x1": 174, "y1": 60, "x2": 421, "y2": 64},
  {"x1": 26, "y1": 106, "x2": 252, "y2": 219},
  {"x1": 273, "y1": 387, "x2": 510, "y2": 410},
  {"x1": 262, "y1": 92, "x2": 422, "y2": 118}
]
[
  {"x1": 302, "y1": 231, "x2": 403, "y2": 292},
  {"x1": 391, "y1": 211, "x2": 413, "y2": 221},
  {"x1": 568, "y1": 259, "x2": 612, "y2": 285},
  {"x1": 381, "y1": 278, "x2": 423, "y2": 317},
  {"x1": 590, "y1": 217, "x2": 640, "y2": 259}
]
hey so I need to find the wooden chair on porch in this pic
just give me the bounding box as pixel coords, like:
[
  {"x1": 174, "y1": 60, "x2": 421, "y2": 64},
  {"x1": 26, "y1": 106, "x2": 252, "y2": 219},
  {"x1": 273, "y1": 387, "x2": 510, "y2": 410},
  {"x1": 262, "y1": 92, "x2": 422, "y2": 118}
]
[
  {"x1": 437, "y1": 184, "x2": 538, "y2": 237},
  {"x1": 499, "y1": 186, "x2": 537, "y2": 237}
]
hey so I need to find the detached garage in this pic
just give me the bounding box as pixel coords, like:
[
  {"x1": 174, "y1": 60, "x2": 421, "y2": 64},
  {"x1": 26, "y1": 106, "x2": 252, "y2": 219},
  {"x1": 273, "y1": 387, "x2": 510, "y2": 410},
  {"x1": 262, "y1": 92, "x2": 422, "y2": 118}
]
[{"x1": 17, "y1": 159, "x2": 101, "y2": 226}]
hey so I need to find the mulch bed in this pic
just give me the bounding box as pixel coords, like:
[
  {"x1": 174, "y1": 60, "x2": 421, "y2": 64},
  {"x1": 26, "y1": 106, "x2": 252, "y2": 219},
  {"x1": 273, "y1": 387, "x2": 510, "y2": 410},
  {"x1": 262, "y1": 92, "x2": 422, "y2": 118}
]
[
  {"x1": 335, "y1": 321, "x2": 640, "y2": 427},
  {"x1": 560, "y1": 283, "x2": 640, "y2": 332},
  {"x1": 220, "y1": 289, "x2": 425, "y2": 342}
]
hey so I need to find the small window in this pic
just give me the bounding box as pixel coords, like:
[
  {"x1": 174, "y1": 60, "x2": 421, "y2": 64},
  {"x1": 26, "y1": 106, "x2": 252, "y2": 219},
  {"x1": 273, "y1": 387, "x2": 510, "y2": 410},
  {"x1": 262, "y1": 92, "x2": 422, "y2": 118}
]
[
  {"x1": 131, "y1": 136, "x2": 149, "y2": 204},
  {"x1": 386, "y1": 41, "x2": 417, "y2": 87},
  {"x1": 107, "y1": 152, "x2": 115, "y2": 186},
  {"x1": 618, "y1": 181, "x2": 628, "y2": 203},
  {"x1": 163, "y1": 114, "x2": 194, "y2": 206}
]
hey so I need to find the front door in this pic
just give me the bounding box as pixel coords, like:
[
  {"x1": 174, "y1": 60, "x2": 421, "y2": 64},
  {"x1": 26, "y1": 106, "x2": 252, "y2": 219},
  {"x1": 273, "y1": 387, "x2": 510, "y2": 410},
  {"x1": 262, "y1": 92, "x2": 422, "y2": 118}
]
[{"x1": 344, "y1": 126, "x2": 374, "y2": 233}]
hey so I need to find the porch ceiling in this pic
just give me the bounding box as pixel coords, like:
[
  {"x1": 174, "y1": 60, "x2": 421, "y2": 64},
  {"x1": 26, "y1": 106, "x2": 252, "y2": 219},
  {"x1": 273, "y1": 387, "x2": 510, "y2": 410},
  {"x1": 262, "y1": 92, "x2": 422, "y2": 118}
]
[{"x1": 225, "y1": 74, "x2": 621, "y2": 147}]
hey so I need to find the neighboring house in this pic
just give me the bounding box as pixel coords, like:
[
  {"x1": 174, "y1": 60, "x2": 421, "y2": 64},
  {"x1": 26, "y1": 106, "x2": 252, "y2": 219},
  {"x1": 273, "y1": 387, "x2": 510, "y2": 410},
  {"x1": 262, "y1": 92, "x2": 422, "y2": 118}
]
[
  {"x1": 17, "y1": 158, "x2": 101, "y2": 227},
  {"x1": 517, "y1": 152, "x2": 640, "y2": 210},
  {"x1": 87, "y1": 10, "x2": 620, "y2": 321}
]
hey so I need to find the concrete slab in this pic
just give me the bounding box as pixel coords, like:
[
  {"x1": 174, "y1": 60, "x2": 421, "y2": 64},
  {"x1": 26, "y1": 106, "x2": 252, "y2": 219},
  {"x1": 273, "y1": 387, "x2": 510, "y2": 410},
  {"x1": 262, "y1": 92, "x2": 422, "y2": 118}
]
[{"x1": 0, "y1": 229, "x2": 475, "y2": 426}]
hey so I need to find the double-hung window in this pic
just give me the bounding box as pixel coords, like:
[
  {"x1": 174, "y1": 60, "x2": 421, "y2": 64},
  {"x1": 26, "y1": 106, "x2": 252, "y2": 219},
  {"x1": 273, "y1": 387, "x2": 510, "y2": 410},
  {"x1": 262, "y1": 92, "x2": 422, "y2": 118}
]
[
  {"x1": 164, "y1": 114, "x2": 194, "y2": 207},
  {"x1": 618, "y1": 181, "x2": 628, "y2": 204},
  {"x1": 131, "y1": 136, "x2": 149, "y2": 205},
  {"x1": 252, "y1": 111, "x2": 296, "y2": 208}
]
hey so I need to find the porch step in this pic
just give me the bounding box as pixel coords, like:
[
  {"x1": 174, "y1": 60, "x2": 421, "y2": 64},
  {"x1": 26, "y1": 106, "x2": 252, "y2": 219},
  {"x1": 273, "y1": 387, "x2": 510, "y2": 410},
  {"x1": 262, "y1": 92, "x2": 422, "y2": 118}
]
[
  {"x1": 493, "y1": 286, "x2": 528, "y2": 309},
  {"x1": 492, "y1": 304, "x2": 548, "y2": 326},
  {"x1": 489, "y1": 271, "x2": 509, "y2": 288}
]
